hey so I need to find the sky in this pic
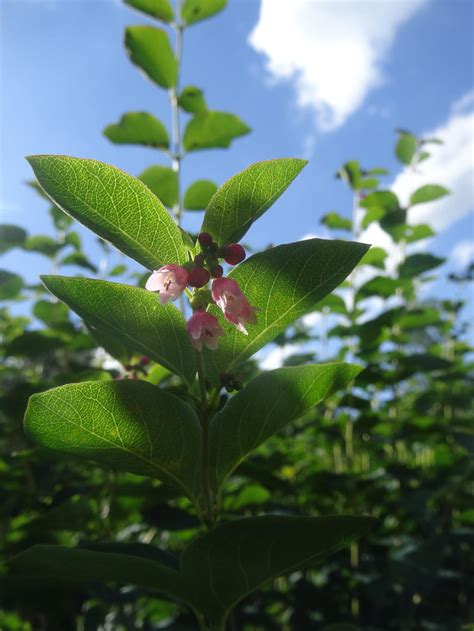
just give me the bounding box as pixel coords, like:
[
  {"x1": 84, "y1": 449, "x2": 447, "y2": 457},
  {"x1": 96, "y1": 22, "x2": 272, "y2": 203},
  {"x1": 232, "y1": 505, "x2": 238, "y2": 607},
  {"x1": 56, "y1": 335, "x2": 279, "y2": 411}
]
[{"x1": 1, "y1": 0, "x2": 473, "y2": 351}]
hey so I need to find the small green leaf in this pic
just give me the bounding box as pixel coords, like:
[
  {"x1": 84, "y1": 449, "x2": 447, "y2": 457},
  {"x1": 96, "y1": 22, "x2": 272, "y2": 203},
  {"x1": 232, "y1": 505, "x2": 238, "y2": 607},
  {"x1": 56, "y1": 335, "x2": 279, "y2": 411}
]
[
  {"x1": 209, "y1": 363, "x2": 361, "y2": 491},
  {"x1": 124, "y1": 0, "x2": 174, "y2": 22},
  {"x1": 360, "y1": 247, "x2": 387, "y2": 270},
  {"x1": 139, "y1": 165, "x2": 178, "y2": 208},
  {"x1": 23, "y1": 235, "x2": 63, "y2": 258},
  {"x1": 181, "y1": 0, "x2": 227, "y2": 25},
  {"x1": 104, "y1": 112, "x2": 169, "y2": 149},
  {"x1": 356, "y1": 275, "x2": 400, "y2": 300},
  {"x1": 337, "y1": 161, "x2": 361, "y2": 190},
  {"x1": 125, "y1": 26, "x2": 177, "y2": 89},
  {"x1": 42, "y1": 276, "x2": 196, "y2": 384},
  {"x1": 396, "y1": 132, "x2": 418, "y2": 165},
  {"x1": 398, "y1": 253, "x2": 445, "y2": 278},
  {"x1": 33, "y1": 300, "x2": 71, "y2": 330},
  {"x1": 60, "y1": 252, "x2": 98, "y2": 273},
  {"x1": 410, "y1": 184, "x2": 450, "y2": 206},
  {"x1": 405, "y1": 224, "x2": 435, "y2": 243},
  {"x1": 25, "y1": 380, "x2": 201, "y2": 499},
  {"x1": 0, "y1": 270, "x2": 23, "y2": 300},
  {"x1": 321, "y1": 212, "x2": 352, "y2": 232},
  {"x1": 202, "y1": 159, "x2": 307, "y2": 245},
  {"x1": 360, "y1": 190, "x2": 401, "y2": 213},
  {"x1": 183, "y1": 180, "x2": 218, "y2": 210},
  {"x1": 183, "y1": 111, "x2": 250, "y2": 152},
  {"x1": 203, "y1": 238, "x2": 369, "y2": 382},
  {"x1": 178, "y1": 86, "x2": 207, "y2": 114},
  {"x1": 0, "y1": 224, "x2": 27, "y2": 254},
  {"x1": 27, "y1": 155, "x2": 188, "y2": 269}
]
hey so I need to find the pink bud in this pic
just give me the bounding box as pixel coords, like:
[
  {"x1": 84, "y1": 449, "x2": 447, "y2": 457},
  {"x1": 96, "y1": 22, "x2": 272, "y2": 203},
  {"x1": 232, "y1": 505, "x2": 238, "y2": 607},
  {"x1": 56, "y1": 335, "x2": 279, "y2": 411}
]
[
  {"x1": 188, "y1": 266, "x2": 210, "y2": 288},
  {"x1": 211, "y1": 264, "x2": 224, "y2": 278},
  {"x1": 145, "y1": 264, "x2": 189, "y2": 305},
  {"x1": 198, "y1": 232, "x2": 213, "y2": 248},
  {"x1": 222, "y1": 243, "x2": 246, "y2": 265},
  {"x1": 211, "y1": 277, "x2": 257, "y2": 335},
  {"x1": 187, "y1": 311, "x2": 225, "y2": 351}
]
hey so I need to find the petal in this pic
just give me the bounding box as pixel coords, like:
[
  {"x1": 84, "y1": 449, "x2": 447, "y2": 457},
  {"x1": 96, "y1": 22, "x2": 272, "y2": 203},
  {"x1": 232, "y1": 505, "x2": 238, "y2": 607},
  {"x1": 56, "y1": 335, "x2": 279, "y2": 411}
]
[{"x1": 145, "y1": 272, "x2": 165, "y2": 292}]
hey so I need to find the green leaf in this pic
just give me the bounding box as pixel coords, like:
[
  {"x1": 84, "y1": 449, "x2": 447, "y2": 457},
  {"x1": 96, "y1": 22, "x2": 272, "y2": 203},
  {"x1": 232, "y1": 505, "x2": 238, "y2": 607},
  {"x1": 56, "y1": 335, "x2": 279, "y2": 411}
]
[
  {"x1": 183, "y1": 179, "x2": 218, "y2": 210},
  {"x1": 181, "y1": 515, "x2": 376, "y2": 625},
  {"x1": 201, "y1": 159, "x2": 307, "y2": 245},
  {"x1": 27, "y1": 155, "x2": 188, "y2": 269},
  {"x1": 139, "y1": 165, "x2": 178, "y2": 208},
  {"x1": 104, "y1": 112, "x2": 169, "y2": 149},
  {"x1": 396, "y1": 132, "x2": 418, "y2": 165},
  {"x1": 336, "y1": 160, "x2": 361, "y2": 190},
  {"x1": 33, "y1": 300, "x2": 71, "y2": 330},
  {"x1": 410, "y1": 184, "x2": 450, "y2": 206},
  {"x1": 209, "y1": 363, "x2": 361, "y2": 491},
  {"x1": 0, "y1": 224, "x2": 27, "y2": 254},
  {"x1": 0, "y1": 270, "x2": 23, "y2": 300},
  {"x1": 60, "y1": 252, "x2": 98, "y2": 273},
  {"x1": 23, "y1": 235, "x2": 63, "y2": 258},
  {"x1": 360, "y1": 247, "x2": 387, "y2": 270},
  {"x1": 321, "y1": 212, "x2": 352, "y2": 232},
  {"x1": 178, "y1": 86, "x2": 207, "y2": 114},
  {"x1": 203, "y1": 238, "x2": 369, "y2": 382},
  {"x1": 356, "y1": 275, "x2": 400, "y2": 301},
  {"x1": 181, "y1": 0, "x2": 226, "y2": 25},
  {"x1": 24, "y1": 380, "x2": 201, "y2": 500},
  {"x1": 360, "y1": 190, "x2": 401, "y2": 213},
  {"x1": 125, "y1": 26, "x2": 177, "y2": 89},
  {"x1": 183, "y1": 111, "x2": 250, "y2": 152},
  {"x1": 42, "y1": 275, "x2": 196, "y2": 384},
  {"x1": 124, "y1": 0, "x2": 174, "y2": 22},
  {"x1": 404, "y1": 224, "x2": 435, "y2": 243},
  {"x1": 49, "y1": 205, "x2": 74, "y2": 230},
  {"x1": 398, "y1": 253, "x2": 445, "y2": 278}
]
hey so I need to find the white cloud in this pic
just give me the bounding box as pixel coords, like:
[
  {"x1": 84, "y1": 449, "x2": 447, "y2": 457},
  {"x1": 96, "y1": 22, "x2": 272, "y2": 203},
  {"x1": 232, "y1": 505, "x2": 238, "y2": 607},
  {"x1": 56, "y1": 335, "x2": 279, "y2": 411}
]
[
  {"x1": 249, "y1": 0, "x2": 428, "y2": 131},
  {"x1": 392, "y1": 108, "x2": 474, "y2": 231},
  {"x1": 258, "y1": 343, "x2": 300, "y2": 370},
  {"x1": 451, "y1": 240, "x2": 474, "y2": 269}
]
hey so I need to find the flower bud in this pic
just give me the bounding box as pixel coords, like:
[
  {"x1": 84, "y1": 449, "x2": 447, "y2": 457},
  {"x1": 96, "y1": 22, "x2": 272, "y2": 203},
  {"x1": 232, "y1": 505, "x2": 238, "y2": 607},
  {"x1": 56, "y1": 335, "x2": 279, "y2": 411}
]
[
  {"x1": 188, "y1": 266, "x2": 211, "y2": 288},
  {"x1": 194, "y1": 253, "x2": 206, "y2": 267},
  {"x1": 198, "y1": 232, "x2": 213, "y2": 248},
  {"x1": 211, "y1": 264, "x2": 224, "y2": 278},
  {"x1": 221, "y1": 243, "x2": 246, "y2": 265}
]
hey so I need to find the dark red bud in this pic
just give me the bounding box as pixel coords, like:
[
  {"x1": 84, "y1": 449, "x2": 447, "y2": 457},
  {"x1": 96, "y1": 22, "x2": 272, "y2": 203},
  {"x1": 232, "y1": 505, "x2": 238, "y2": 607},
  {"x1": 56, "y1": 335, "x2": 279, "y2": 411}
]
[
  {"x1": 198, "y1": 232, "x2": 213, "y2": 248},
  {"x1": 211, "y1": 264, "x2": 224, "y2": 278},
  {"x1": 194, "y1": 253, "x2": 206, "y2": 267},
  {"x1": 188, "y1": 266, "x2": 210, "y2": 288},
  {"x1": 223, "y1": 243, "x2": 246, "y2": 265}
]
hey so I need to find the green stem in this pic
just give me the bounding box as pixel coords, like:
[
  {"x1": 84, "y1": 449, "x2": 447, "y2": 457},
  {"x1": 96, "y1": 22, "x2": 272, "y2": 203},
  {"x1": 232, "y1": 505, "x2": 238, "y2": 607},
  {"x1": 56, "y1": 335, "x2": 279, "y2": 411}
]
[
  {"x1": 196, "y1": 350, "x2": 214, "y2": 528},
  {"x1": 170, "y1": 2, "x2": 183, "y2": 226}
]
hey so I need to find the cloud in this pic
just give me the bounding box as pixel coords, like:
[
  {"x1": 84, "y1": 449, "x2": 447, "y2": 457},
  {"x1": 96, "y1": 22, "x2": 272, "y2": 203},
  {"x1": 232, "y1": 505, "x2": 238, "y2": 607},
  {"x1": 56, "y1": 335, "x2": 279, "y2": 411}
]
[
  {"x1": 391, "y1": 106, "x2": 474, "y2": 231},
  {"x1": 451, "y1": 240, "x2": 474, "y2": 269},
  {"x1": 249, "y1": 0, "x2": 428, "y2": 131}
]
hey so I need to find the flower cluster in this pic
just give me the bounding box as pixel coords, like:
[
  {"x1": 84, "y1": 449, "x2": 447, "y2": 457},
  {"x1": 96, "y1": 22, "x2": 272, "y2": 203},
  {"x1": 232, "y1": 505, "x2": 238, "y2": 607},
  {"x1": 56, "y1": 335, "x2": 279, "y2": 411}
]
[{"x1": 145, "y1": 233, "x2": 257, "y2": 351}]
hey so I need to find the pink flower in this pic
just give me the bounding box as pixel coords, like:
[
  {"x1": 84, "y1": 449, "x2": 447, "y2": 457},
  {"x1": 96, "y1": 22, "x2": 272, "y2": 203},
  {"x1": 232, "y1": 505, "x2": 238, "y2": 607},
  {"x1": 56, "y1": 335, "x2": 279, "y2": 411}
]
[
  {"x1": 211, "y1": 277, "x2": 257, "y2": 335},
  {"x1": 145, "y1": 264, "x2": 189, "y2": 305},
  {"x1": 187, "y1": 311, "x2": 225, "y2": 351}
]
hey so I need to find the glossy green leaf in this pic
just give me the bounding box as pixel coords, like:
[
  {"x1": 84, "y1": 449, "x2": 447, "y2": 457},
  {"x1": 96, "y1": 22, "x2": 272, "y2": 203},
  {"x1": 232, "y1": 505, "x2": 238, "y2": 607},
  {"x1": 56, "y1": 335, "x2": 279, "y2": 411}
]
[
  {"x1": 181, "y1": 0, "x2": 226, "y2": 25},
  {"x1": 209, "y1": 363, "x2": 361, "y2": 490},
  {"x1": 202, "y1": 159, "x2": 307, "y2": 245},
  {"x1": 104, "y1": 112, "x2": 169, "y2": 149},
  {"x1": 27, "y1": 155, "x2": 188, "y2": 269},
  {"x1": 183, "y1": 179, "x2": 218, "y2": 210},
  {"x1": 0, "y1": 270, "x2": 23, "y2": 300},
  {"x1": 0, "y1": 224, "x2": 27, "y2": 254},
  {"x1": 410, "y1": 184, "x2": 450, "y2": 206},
  {"x1": 181, "y1": 515, "x2": 376, "y2": 625},
  {"x1": 25, "y1": 380, "x2": 201, "y2": 500},
  {"x1": 60, "y1": 252, "x2": 98, "y2": 273},
  {"x1": 203, "y1": 238, "x2": 369, "y2": 382},
  {"x1": 398, "y1": 253, "x2": 445, "y2": 278},
  {"x1": 396, "y1": 132, "x2": 418, "y2": 165},
  {"x1": 42, "y1": 276, "x2": 196, "y2": 384},
  {"x1": 178, "y1": 85, "x2": 207, "y2": 114},
  {"x1": 183, "y1": 111, "x2": 250, "y2": 152},
  {"x1": 125, "y1": 26, "x2": 177, "y2": 89},
  {"x1": 124, "y1": 0, "x2": 174, "y2": 22},
  {"x1": 139, "y1": 165, "x2": 178, "y2": 208},
  {"x1": 321, "y1": 212, "x2": 352, "y2": 232}
]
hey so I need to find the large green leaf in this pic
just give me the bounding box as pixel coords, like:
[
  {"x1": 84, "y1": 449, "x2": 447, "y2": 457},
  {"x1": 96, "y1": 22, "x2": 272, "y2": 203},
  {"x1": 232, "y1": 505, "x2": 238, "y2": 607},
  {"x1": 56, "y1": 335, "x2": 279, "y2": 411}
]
[
  {"x1": 41, "y1": 276, "x2": 196, "y2": 383},
  {"x1": 181, "y1": 0, "x2": 227, "y2": 25},
  {"x1": 0, "y1": 224, "x2": 27, "y2": 254},
  {"x1": 124, "y1": 0, "x2": 174, "y2": 22},
  {"x1": 203, "y1": 238, "x2": 369, "y2": 382},
  {"x1": 184, "y1": 179, "x2": 217, "y2": 210},
  {"x1": 139, "y1": 165, "x2": 178, "y2": 208},
  {"x1": 125, "y1": 26, "x2": 177, "y2": 89},
  {"x1": 24, "y1": 380, "x2": 201, "y2": 500},
  {"x1": 27, "y1": 155, "x2": 188, "y2": 269},
  {"x1": 410, "y1": 184, "x2": 450, "y2": 206},
  {"x1": 202, "y1": 159, "x2": 307, "y2": 245},
  {"x1": 209, "y1": 363, "x2": 361, "y2": 491},
  {"x1": 183, "y1": 111, "x2": 250, "y2": 152},
  {"x1": 104, "y1": 112, "x2": 169, "y2": 149},
  {"x1": 181, "y1": 515, "x2": 376, "y2": 625}
]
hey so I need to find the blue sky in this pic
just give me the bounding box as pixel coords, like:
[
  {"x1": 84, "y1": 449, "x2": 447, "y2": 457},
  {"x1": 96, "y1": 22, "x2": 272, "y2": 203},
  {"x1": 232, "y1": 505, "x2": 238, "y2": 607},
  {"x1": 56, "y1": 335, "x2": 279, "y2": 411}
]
[{"x1": 1, "y1": 0, "x2": 473, "y2": 330}]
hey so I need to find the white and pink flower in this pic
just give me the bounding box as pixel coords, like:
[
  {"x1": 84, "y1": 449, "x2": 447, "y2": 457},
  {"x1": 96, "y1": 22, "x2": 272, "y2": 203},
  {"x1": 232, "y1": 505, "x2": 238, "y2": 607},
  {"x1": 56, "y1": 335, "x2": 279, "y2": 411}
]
[
  {"x1": 145, "y1": 264, "x2": 189, "y2": 305},
  {"x1": 187, "y1": 311, "x2": 225, "y2": 351},
  {"x1": 211, "y1": 277, "x2": 257, "y2": 335}
]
